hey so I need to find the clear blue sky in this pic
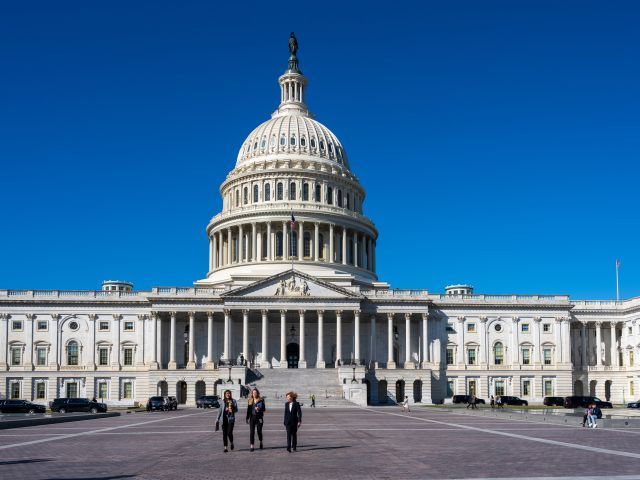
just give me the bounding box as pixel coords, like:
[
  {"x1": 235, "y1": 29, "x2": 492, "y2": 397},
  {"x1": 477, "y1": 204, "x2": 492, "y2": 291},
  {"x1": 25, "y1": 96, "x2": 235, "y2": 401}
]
[{"x1": 1, "y1": 1, "x2": 638, "y2": 299}]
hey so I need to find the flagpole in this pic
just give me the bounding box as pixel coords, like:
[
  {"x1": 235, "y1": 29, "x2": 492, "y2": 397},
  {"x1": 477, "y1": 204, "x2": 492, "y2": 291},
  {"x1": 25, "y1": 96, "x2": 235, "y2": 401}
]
[{"x1": 616, "y1": 260, "x2": 620, "y2": 301}]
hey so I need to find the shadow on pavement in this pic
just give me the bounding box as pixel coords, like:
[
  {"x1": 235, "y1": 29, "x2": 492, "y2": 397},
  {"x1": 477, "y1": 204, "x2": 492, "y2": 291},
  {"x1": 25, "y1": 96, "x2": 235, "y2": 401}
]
[{"x1": 0, "y1": 458, "x2": 52, "y2": 465}]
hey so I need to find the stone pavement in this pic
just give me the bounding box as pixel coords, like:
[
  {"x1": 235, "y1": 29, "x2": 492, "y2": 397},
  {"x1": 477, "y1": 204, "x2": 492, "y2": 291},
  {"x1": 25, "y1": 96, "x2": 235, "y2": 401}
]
[{"x1": 1, "y1": 406, "x2": 640, "y2": 479}]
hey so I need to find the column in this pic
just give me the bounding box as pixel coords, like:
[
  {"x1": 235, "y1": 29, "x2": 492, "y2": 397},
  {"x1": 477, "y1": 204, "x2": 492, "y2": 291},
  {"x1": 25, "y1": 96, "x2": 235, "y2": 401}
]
[
  {"x1": 533, "y1": 317, "x2": 541, "y2": 365},
  {"x1": 50, "y1": 314, "x2": 60, "y2": 369},
  {"x1": 314, "y1": 222, "x2": 319, "y2": 261},
  {"x1": 156, "y1": 313, "x2": 163, "y2": 369},
  {"x1": 206, "y1": 312, "x2": 214, "y2": 369},
  {"x1": 353, "y1": 232, "x2": 359, "y2": 268},
  {"x1": 387, "y1": 313, "x2": 396, "y2": 369},
  {"x1": 342, "y1": 228, "x2": 347, "y2": 265},
  {"x1": 0, "y1": 314, "x2": 8, "y2": 370},
  {"x1": 112, "y1": 314, "x2": 121, "y2": 369},
  {"x1": 227, "y1": 228, "x2": 232, "y2": 265},
  {"x1": 366, "y1": 237, "x2": 372, "y2": 270},
  {"x1": 372, "y1": 240, "x2": 376, "y2": 272},
  {"x1": 336, "y1": 310, "x2": 343, "y2": 366},
  {"x1": 283, "y1": 221, "x2": 288, "y2": 260},
  {"x1": 252, "y1": 223, "x2": 257, "y2": 261},
  {"x1": 421, "y1": 312, "x2": 429, "y2": 368},
  {"x1": 511, "y1": 317, "x2": 519, "y2": 365},
  {"x1": 217, "y1": 232, "x2": 222, "y2": 267},
  {"x1": 209, "y1": 235, "x2": 214, "y2": 271},
  {"x1": 150, "y1": 312, "x2": 158, "y2": 369},
  {"x1": 136, "y1": 314, "x2": 146, "y2": 366},
  {"x1": 298, "y1": 310, "x2": 306, "y2": 368},
  {"x1": 223, "y1": 309, "x2": 230, "y2": 362},
  {"x1": 479, "y1": 316, "x2": 487, "y2": 366},
  {"x1": 187, "y1": 312, "x2": 195, "y2": 369},
  {"x1": 213, "y1": 233, "x2": 218, "y2": 269},
  {"x1": 317, "y1": 310, "x2": 325, "y2": 368},
  {"x1": 257, "y1": 230, "x2": 262, "y2": 262},
  {"x1": 404, "y1": 313, "x2": 413, "y2": 368},
  {"x1": 242, "y1": 310, "x2": 249, "y2": 363},
  {"x1": 168, "y1": 312, "x2": 177, "y2": 369},
  {"x1": 595, "y1": 321, "x2": 602, "y2": 366},
  {"x1": 457, "y1": 316, "x2": 465, "y2": 365},
  {"x1": 261, "y1": 310, "x2": 270, "y2": 367},
  {"x1": 610, "y1": 322, "x2": 617, "y2": 366},
  {"x1": 298, "y1": 222, "x2": 304, "y2": 261},
  {"x1": 554, "y1": 317, "x2": 562, "y2": 364},
  {"x1": 280, "y1": 310, "x2": 286, "y2": 367},
  {"x1": 562, "y1": 318, "x2": 571, "y2": 364},
  {"x1": 238, "y1": 224, "x2": 244, "y2": 263},
  {"x1": 26, "y1": 314, "x2": 34, "y2": 369},
  {"x1": 354, "y1": 310, "x2": 361, "y2": 364},
  {"x1": 329, "y1": 224, "x2": 335, "y2": 263},
  {"x1": 581, "y1": 322, "x2": 587, "y2": 366},
  {"x1": 370, "y1": 314, "x2": 377, "y2": 367},
  {"x1": 267, "y1": 222, "x2": 272, "y2": 261}
]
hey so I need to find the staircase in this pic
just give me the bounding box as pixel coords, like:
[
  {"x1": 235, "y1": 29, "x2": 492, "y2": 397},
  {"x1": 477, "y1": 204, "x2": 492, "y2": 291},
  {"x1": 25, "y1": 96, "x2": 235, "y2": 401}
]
[{"x1": 245, "y1": 368, "x2": 357, "y2": 408}]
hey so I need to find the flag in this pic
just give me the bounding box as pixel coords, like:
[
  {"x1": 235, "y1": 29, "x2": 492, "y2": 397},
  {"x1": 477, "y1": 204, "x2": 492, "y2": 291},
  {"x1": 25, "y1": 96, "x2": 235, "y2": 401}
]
[
  {"x1": 290, "y1": 213, "x2": 297, "y2": 230},
  {"x1": 616, "y1": 259, "x2": 621, "y2": 269}
]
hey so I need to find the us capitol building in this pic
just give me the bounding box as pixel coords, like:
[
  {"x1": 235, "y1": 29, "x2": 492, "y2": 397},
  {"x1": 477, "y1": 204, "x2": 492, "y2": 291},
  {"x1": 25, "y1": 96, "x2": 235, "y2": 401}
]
[{"x1": 1, "y1": 36, "x2": 639, "y2": 407}]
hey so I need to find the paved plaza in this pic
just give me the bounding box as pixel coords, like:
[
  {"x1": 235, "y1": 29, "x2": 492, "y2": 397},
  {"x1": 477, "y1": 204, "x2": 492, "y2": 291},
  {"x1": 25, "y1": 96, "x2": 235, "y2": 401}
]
[{"x1": 1, "y1": 407, "x2": 640, "y2": 479}]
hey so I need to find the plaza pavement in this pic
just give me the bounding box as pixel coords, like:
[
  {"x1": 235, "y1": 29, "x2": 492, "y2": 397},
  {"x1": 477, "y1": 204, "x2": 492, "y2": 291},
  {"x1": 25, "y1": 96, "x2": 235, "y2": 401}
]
[{"x1": 1, "y1": 406, "x2": 640, "y2": 479}]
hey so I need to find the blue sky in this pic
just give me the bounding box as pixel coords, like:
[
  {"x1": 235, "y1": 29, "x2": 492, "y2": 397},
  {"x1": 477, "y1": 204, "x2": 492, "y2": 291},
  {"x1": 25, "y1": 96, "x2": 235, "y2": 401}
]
[{"x1": 1, "y1": 1, "x2": 638, "y2": 299}]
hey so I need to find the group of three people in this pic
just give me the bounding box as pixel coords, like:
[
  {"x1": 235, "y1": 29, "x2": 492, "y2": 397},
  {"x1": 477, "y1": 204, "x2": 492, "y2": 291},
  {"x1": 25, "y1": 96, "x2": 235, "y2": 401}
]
[{"x1": 216, "y1": 388, "x2": 302, "y2": 453}]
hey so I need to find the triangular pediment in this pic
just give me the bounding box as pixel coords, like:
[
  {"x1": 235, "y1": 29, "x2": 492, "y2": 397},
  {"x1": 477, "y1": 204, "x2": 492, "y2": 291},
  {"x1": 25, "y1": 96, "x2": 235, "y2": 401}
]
[{"x1": 221, "y1": 269, "x2": 362, "y2": 299}]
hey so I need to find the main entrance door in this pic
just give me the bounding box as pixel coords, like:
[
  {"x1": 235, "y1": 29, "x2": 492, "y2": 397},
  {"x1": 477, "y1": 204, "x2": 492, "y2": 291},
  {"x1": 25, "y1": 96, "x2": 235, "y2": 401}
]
[
  {"x1": 66, "y1": 382, "x2": 78, "y2": 398},
  {"x1": 286, "y1": 343, "x2": 299, "y2": 368}
]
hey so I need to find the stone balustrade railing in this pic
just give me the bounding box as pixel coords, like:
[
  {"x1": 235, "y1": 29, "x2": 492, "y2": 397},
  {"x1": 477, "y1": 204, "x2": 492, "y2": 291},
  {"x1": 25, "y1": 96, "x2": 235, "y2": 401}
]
[{"x1": 0, "y1": 290, "x2": 145, "y2": 299}]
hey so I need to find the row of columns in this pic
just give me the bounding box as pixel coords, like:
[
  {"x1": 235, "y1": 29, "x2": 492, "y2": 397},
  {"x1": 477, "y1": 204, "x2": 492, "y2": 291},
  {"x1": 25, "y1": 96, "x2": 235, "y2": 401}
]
[{"x1": 578, "y1": 321, "x2": 622, "y2": 367}]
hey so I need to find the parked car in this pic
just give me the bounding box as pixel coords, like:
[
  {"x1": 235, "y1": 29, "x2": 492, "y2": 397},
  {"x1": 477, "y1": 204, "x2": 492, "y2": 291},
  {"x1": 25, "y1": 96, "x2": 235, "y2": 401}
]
[
  {"x1": 543, "y1": 396, "x2": 565, "y2": 407},
  {"x1": 452, "y1": 395, "x2": 485, "y2": 405},
  {"x1": 498, "y1": 396, "x2": 528, "y2": 406},
  {"x1": 50, "y1": 398, "x2": 108, "y2": 414},
  {"x1": 196, "y1": 395, "x2": 220, "y2": 409},
  {"x1": 163, "y1": 396, "x2": 178, "y2": 410},
  {"x1": 627, "y1": 399, "x2": 640, "y2": 408},
  {"x1": 563, "y1": 396, "x2": 612, "y2": 409},
  {"x1": 146, "y1": 396, "x2": 168, "y2": 411},
  {"x1": 0, "y1": 400, "x2": 46, "y2": 414}
]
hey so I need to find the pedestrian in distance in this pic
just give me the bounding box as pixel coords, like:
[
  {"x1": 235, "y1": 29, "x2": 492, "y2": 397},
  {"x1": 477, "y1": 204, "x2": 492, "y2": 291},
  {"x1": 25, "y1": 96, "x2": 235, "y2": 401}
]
[
  {"x1": 496, "y1": 395, "x2": 504, "y2": 408},
  {"x1": 284, "y1": 391, "x2": 302, "y2": 452},
  {"x1": 216, "y1": 389, "x2": 238, "y2": 453},
  {"x1": 246, "y1": 387, "x2": 266, "y2": 452},
  {"x1": 310, "y1": 393, "x2": 316, "y2": 408},
  {"x1": 490, "y1": 395, "x2": 495, "y2": 409},
  {"x1": 401, "y1": 396, "x2": 411, "y2": 413}
]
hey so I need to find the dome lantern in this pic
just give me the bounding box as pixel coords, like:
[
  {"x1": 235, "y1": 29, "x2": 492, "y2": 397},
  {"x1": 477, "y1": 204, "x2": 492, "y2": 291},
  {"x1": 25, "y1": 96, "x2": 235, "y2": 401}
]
[{"x1": 273, "y1": 32, "x2": 310, "y2": 118}]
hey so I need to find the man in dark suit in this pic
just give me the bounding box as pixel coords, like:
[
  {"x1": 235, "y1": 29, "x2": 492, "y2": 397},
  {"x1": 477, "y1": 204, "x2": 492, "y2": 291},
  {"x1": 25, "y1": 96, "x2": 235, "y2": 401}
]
[{"x1": 283, "y1": 391, "x2": 302, "y2": 452}]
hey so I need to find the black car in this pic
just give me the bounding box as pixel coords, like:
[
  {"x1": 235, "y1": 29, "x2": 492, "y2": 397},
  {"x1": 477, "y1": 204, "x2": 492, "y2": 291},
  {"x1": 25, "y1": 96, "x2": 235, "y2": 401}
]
[
  {"x1": 50, "y1": 398, "x2": 108, "y2": 414},
  {"x1": 0, "y1": 400, "x2": 46, "y2": 414},
  {"x1": 563, "y1": 396, "x2": 613, "y2": 409},
  {"x1": 196, "y1": 395, "x2": 220, "y2": 409},
  {"x1": 627, "y1": 399, "x2": 640, "y2": 408},
  {"x1": 452, "y1": 395, "x2": 486, "y2": 405},
  {"x1": 543, "y1": 396, "x2": 565, "y2": 407},
  {"x1": 497, "y1": 396, "x2": 528, "y2": 406},
  {"x1": 163, "y1": 396, "x2": 178, "y2": 410},
  {"x1": 146, "y1": 396, "x2": 168, "y2": 411}
]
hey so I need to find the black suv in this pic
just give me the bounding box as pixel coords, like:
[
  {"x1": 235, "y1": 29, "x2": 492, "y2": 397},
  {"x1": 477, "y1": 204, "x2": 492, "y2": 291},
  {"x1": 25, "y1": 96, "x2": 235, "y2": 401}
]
[
  {"x1": 146, "y1": 396, "x2": 168, "y2": 411},
  {"x1": 452, "y1": 395, "x2": 486, "y2": 405},
  {"x1": 50, "y1": 398, "x2": 108, "y2": 414},
  {"x1": 564, "y1": 396, "x2": 613, "y2": 409},
  {"x1": 497, "y1": 396, "x2": 528, "y2": 406},
  {"x1": 0, "y1": 400, "x2": 46, "y2": 414},
  {"x1": 543, "y1": 396, "x2": 565, "y2": 407},
  {"x1": 196, "y1": 395, "x2": 220, "y2": 409},
  {"x1": 163, "y1": 396, "x2": 178, "y2": 410}
]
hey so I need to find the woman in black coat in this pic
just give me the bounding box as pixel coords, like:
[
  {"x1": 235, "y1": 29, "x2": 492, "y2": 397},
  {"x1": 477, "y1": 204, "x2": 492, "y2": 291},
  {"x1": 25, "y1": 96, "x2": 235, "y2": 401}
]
[
  {"x1": 216, "y1": 389, "x2": 238, "y2": 453},
  {"x1": 283, "y1": 391, "x2": 302, "y2": 452},
  {"x1": 246, "y1": 388, "x2": 266, "y2": 452}
]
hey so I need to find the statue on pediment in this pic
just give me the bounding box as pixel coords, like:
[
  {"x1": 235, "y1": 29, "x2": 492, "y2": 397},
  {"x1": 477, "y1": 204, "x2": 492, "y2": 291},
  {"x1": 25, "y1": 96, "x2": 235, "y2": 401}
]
[{"x1": 274, "y1": 276, "x2": 310, "y2": 297}]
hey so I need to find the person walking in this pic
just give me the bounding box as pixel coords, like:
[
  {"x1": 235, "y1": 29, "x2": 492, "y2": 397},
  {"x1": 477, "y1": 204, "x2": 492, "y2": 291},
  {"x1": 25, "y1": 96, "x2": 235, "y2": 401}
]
[
  {"x1": 284, "y1": 391, "x2": 302, "y2": 452},
  {"x1": 490, "y1": 395, "x2": 495, "y2": 409},
  {"x1": 401, "y1": 396, "x2": 411, "y2": 413},
  {"x1": 496, "y1": 395, "x2": 503, "y2": 408},
  {"x1": 246, "y1": 388, "x2": 266, "y2": 452},
  {"x1": 467, "y1": 394, "x2": 477, "y2": 410},
  {"x1": 216, "y1": 389, "x2": 238, "y2": 452},
  {"x1": 310, "y1": 394, "x2": 316, "y2": 408}
]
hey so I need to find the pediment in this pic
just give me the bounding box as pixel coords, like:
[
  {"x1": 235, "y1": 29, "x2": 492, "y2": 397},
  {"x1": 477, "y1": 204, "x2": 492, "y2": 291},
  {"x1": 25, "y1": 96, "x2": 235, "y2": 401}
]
[{"x1": 222, "y1": 270, "x2": 361, "y2": 299}]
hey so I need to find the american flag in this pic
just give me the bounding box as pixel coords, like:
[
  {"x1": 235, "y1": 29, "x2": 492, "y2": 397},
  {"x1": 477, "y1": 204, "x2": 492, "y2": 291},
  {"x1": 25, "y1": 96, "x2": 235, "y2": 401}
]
[{"x1": 290, "y1": 213, "x2": 297, "y2": 230}]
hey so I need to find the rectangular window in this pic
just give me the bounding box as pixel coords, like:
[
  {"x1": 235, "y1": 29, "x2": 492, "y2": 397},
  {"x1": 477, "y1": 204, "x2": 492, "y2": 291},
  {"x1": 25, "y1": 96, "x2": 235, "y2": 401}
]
[
  {"x1": 98, "y1": 382, "x2": 108, "y2": 399},
  {"x1": 467, "y1": 349, "x2": 476, "y2": 365},
  {"x1": 36, "y1": 382, "x2": 46, "y2": 399},
  {"x1": 446, "y1": 348, "x2": 454, "y2": 365},
  {"x1": 446, "y1": 323, "x2": 454, "y2": 332},
  {"x1": 446, "y1": 380, "x2": 454, "y2": 398},
  {"x1": 12, "y1": 320, "x2": 23, "y2": 331},
  {"x1": 522, "y1": 349, "x2": 531, "y2": 365},
  {"x1": 543, "y1": 348, "x2": 552, "y2": 365},
  {"x1": 11, "y1": 348, "x2": 22, "y2": 366},
  {"x1": 630, "y1": 351, "x2": 635, "y2": 367},
  {"x1": 629, "y1": 326, "x2": 633, "y2": 335},
  {"x1": 123, "y1": 321, "x2": 134, "y2": 331},
  {"x1": 123, "y1": 348, "x2": 133, "y2": 366},
  {"x1": 99, "y1": 348, "x2": 109, "y2": 366},
  {"x1": 543, "y1": 323, "x2": 551, "y2": 333},
  {"x1": 495, "y1": 380, "x2": 505, "y2": 396},
  {"x1": 99, "y1": 321, "x2": 110, "y2": 331},
  {"x1": 521, "y1": 323, "x2": 530, "y2": 333},
  {"x1": 466, "y1": 323, "x2": 476, "y2": 333},
  {"x1": 123, "y1": 382, "x2": 133, "y2": 399},
  {"x1": 10, "y1": 382, "x2": 21, "y2": 399},
  {"x1": 36, "y1": 347, "x2": 47, "y2": 366},
  {"x1": 37, "y1": 320, "x2": 48, "y2": 331},
  {"x1": 631, "y1": 381, "x2": 636, "y2": 397},
  {"x1": 544, "y1": 379, "x2": 554, "y2": 396},
  {"x1": 522, "y1": 379, "x2": 531, "y2": 396}
]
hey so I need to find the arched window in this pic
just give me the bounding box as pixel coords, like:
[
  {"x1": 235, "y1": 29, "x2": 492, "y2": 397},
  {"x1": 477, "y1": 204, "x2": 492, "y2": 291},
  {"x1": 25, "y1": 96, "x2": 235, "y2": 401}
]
[
  {"x1": 235, "y1": 189, "x2": 240, "y2": 207},
  {"x1": 280, "y1": 135, "x2": 286, "y2": 146},
  {"x1": 346, "y1": 193, "x2": 350, "y2": 209},
  {"x1": 67, "y1": 340, "x2": 79, "y2": 366},
  {"x1": 277, "y1": 182, "x2": 283, "y2": 200},
  {"x1": 320, "y1": 140, "x2": 325, "y2": 150},
  {"x1": 243, "y1": 187, "x2": 248, "y2": 205},
  {"x1": 290, "y1": 231, "x2": 298, "y2": 258},
  {"x1": 494, "y1": 342, "x2": 504, "y2": 365},
  {"x1": 289, "y1": 182, "x2": 296, "y2": 201},
  {"x1": 302, "y1": 183, "x2": 309, "y2": 201},
  {"x1": 290, "y1": 136, "x2": 296, "y2": 146},
  {"x1": 337, "y1": 190, "x2": 343, "y2": 207},
  {"x1": 300, "y1": 136, "x2": 306, "y2": 147},
  {"x1": 303, "y1": 232, "x2": 311, "y2": 257},
  {"x1": 270, "y1": 136, "x2": 275, "y2": 147},
  {"x1": 253, "y1": 141, "x2": 257, "y2": 151},
  {"x1": 328, "y1": 143, "x2": 334, "y2": 154},
  {"x1": 315, "y1": 184, "x2": 321, "y2": 202},
  {"x1": 253, "y1": 185, "x2": 259, "y2": 203},
  {"x1": 264, "y1": 183, "x2": 271, "y2": 201},
  {"x1": 310, "y1": 138, "x2": 316, "y2": 149},
  {"x1": 276, "y1": 232, "x2": 283, "y2": 257},
  {"x1": 261, "y1": 138, "x2": 266, "y2": 149},
  {"x1": 319, "y1": 233, "x2": 325, "y2": 259},
  {"x1": 337, "y1": 147, "x2": 342, "y2": 163},
  {"x1": 327, "y1": 186, "x2": 333, "y2": 205}
]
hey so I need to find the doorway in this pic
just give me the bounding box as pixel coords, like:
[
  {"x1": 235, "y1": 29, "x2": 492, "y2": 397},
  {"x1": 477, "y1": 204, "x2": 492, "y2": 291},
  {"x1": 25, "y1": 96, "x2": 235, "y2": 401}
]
[
  {"x1": 66, "y1": 382, "x2": 78, "y2": 398},
  {"x1": 468, "y1": 380, "x2": 477, "y2": 397},
  {"x1": 378, "y1": 380, "x2": 388, "y2": 404},
  {"x1": 413, "y1": 380, "x2": 422, "y2": 403},
  {"x1": 157, "y1": 380, "x2": 168, "y2": 396},
  {"x1": 177, "y1": 381, "x2": 187, "y2": 404},
  {"x1": 287, "y1": 343, "x2": 299, "y2": 368},
  {"x1": 195, "y1": 381, "x2": 206, "y2": 400},
  {"x1": 395, "y1": 380, "x2": 405, "y2": 404}
]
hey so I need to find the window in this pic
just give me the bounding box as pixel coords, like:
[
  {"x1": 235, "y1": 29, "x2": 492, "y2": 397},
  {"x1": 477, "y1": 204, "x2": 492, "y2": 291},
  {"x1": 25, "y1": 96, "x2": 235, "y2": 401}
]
[
  {"x1": 260, "y1": 138, "x2": 266, "y2": 149},
  {"x1": 630, "y1": 350, "x2": 635, "y2": 367},
  {"x1": 36, "y1": 347, "x2": 47, "y2": 366},
  {"x1": 98, "y1": 382, "x2": 108, "y2": 399},
  {"x1": 243, "y1": 187, "x2": 248, "y2": 205},
  {"x1": 290, "y1": 231, "x2": 298, "y2": 258},
  {"x1": 467, "y1": 323, "x2": 476, "y2": 333},
  {"x1": 303, "y1": 232, "x2": 311, "y2": 257},
  {"x1": 37, "y1": 320, "x2": 48, "y2": 331},
  {"x1": 123, "y1": 382, "x2": 133, "y2": 399},
  {"x1": 310, "y1": 138, "x2": 316, "y2": 149},
  {"x1": 277, "y1": 182, "x2": 283, "y2": 200},
  {"x1": 494, "y1": 342, "x2": 504, "y2": 365},
  {"x1": 302, "y1": 183, "x2": 309, "y2": 201},
  {"x1": 522, "y1": 348, "x2": 531, "y2": 365},
  {"x1": 253, "y1": 185, "x2": 259, "y2": 203},
  {"x1": 67, "y1": 341, "x2": 79, "y2": 366},
  {"x1": 315, "y1": 184, "x2": 321, "y2": 202},
  {"x1": 337, "y1": 190, "x2": 343, "y2": 207},
  {"x1": 276, "y1": 232, "x2": 283, "y2": 257},
  {"x1": 99, "y1": 321, "x2": 109, "y2": 331},
  {"x1": 290, "y1": 136, "x2": 296, "y2": 146},
  {"x1": 253, "y1": 141, "x2": 257, "y2": 151},
  {"x1": 543, "y1": 348, "x2": 552, "y2": 365},
  {"x1": 495, "y1": 380, "x2": 505, "y2": 396},
  {"x1": 629, "y1": 326, "x2": 633, "y2": 335},
  {"x1": 319, "y1": 234, "x2": 325, "y2": 259},
  {"x1": 123, "y1": 321, "x2": 134, "y2": 332},
  {"x1": 11, "y1": 320, "x2": 23, "y2": 331},
  {"x1": 11, "y1": 347, "x2": 22, "y2": 366},
  {"x1": 99, "y1": 348, "x2": 109, "y2": 366},
  {"x1": 544, "y1": 379, "x2": 554, "y2": 396},
  {"x1": 235, "y1": 189, "x2": 240, "y2": 207},
  {"x1": 631, "y1": 380, "x2": 636, "y2": 396},
  {"x1": 300, "y1": 136, "x2": 306, "y2": 147},
  {"x1": 328, "y1": 143, "x2": 334, "y2": 154},
  {"x1": 446, "y1": 348, "x2": 454, "y2": 365},
  {"x1": 522, "y1": 379, "x2": 531, "y2": 396},
  {"x1": 10, "y1": 382, "x2": 20, "y2": 399},
  {"x1": 69, "y1": 321, "x2": 79, "y2": 331},
  {"x1": 123, "y1": 348, "x2": 133, "y2": 366},
  {"x1": 446, "y1": 324, "x2": 454, "y2": 332},
  {"x1": 36, "y1": 382, "x2": 46, "y2": 399},
  {"x1": 264, "y1": 183, "x2": 271, "y2": 201},
  {"x1": 495, "y1": 323, "x2": 502, "y2": 332},
  {"x1": 521, "y1": 323, "x2": 530, "y2": 333},
  {"x1": 467, "y1": 348, "x2": 476, "y2": 365},
  {"x1": 270, "y1": 136, "x2": 275, "y2": 147},
  {"x1": 280, "y1": 135, "x2": 285, "y2": 146},
  {"x1": 319, "y1": 140, "x2": 325, "y2": 150},
  {"x1": 289, "y1": 182, "x2": 296, "y2": 200},
  {"x1": 327, "y1": 187, "x2": 333, "y2": 205},
  {"x1": 446, "y1": 380, "x2": 454, "y2": 397},
  {"x1": 543, "y1": 323, "x2": 551, "y2": 333}
]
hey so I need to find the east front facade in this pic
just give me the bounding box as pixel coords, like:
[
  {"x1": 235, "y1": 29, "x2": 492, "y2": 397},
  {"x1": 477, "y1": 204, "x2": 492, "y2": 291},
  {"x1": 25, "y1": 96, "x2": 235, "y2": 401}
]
[{"x1": 2, "y1": 36, "x2": 639, "y2": 407}]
